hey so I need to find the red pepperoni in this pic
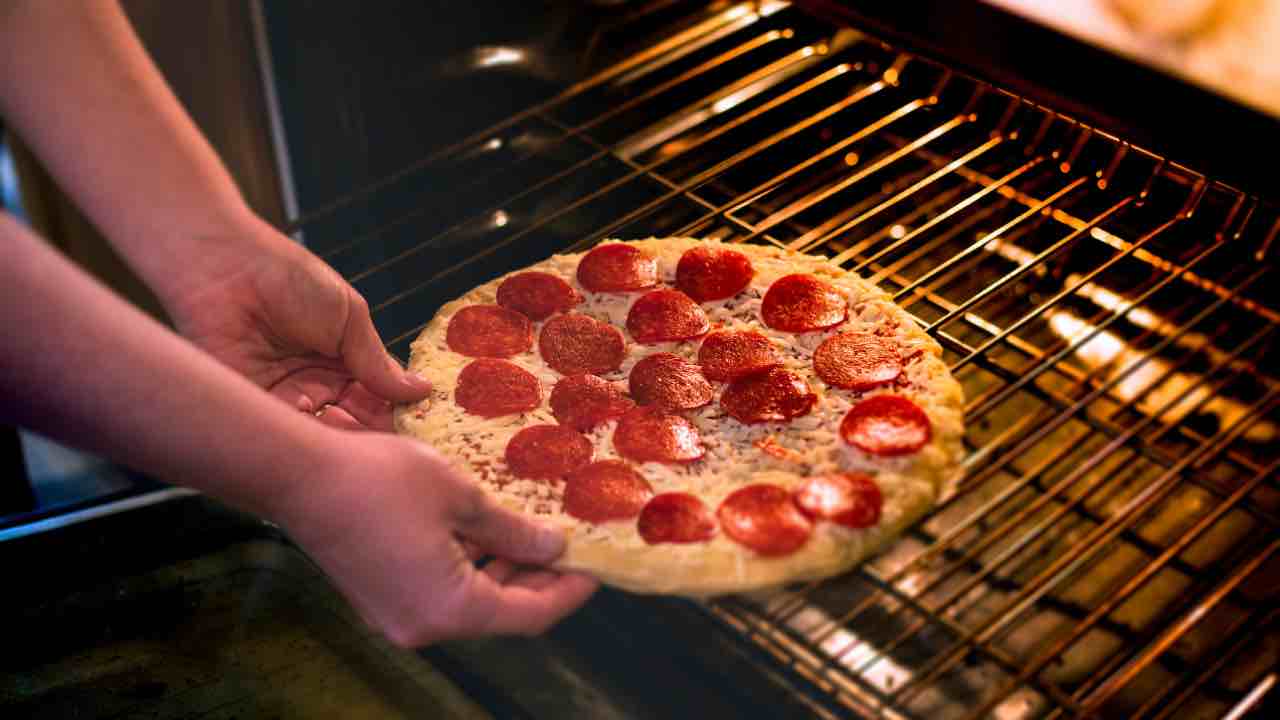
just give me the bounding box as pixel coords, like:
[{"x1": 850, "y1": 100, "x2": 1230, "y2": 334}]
[
  {"x1": 626, "y1": 289, "x2": 710, "y2": 344},
  {"x1": 613, "y1": 407, "x2": 705, "y2": 464},
  {"x1": 497, "y1": 271, "x2": 583, "y2": 321},
  {"x1": 717, "y1": 485, "x2": 813, "y2": 556},
  {"x1": 577, "y1": 244, "x2": 658, "y2": 292},
  {"x1": 504, "y1": 424, "x2": 594, "y2": 480},
  {"x1": 445, "y1": 305, "x2": 533, "y2": 358},
  {"x1": 720, "y1": 367, "x2": 817, "y2": 424},
  {"x1": 813, "y1": 332, "x2": 903, "y2": 391},
  {"x1": 563, "y1": 460, "x2": 654, "y2": 524},
  {"x1": 761, "y1": 274, "x2": 848, "y2": 332},
  {"x1": 539, "y1": 313, "x2": 626, "y2": 375},
  {"x1": 840, "y1": 395, "x2": 932, "y2": 456},
  {"x1": 454, "y1": 359, "x2": 541, "y2": 417},
  {"x1": 793, "y1": 473, "x2": 882, "y2": 528},
  {"x1": 697, "y1": 330, "x2": 779, "y2": 382},
  {"x1": 629, "y1": 353, "x2": 713, "y2": 411},
  {"x1": 549, "y1": 374, "x2": 635, "y2": 431},
  {"x1": 637, "y1": 493, "x2": 717, "y2": 544},
  {"x1": 675, "y1": 246, "x2": 754, "y2": 302}
]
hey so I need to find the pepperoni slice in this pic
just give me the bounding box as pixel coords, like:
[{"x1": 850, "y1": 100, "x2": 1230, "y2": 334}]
[
  {"x1": 549, "y1": 374, "x2": 635, "y2": 431},
  {"x1": 720, "y1": 367, "x2": 817, "y2": 424},
  {"x1": 504, "y1": 424, "x2": 594, "y2": 480},
  {"x1": 445, "y1": 305, "x2": 533, "y2": 358},
  {"x1": 637, "y1": 493, "x2": 717, "y2": 544},
  {"x1": 840, "y1": 395, "x2": 931, "y2": 456},
  {"x1": 813, "y1": 332, "x2": 903, "y2": 391},
  {"x1": 626, "y1": 289, "x2": 710, "y2": 344},
  {"x1": 793, "y1": 473, "x2": 882, "y2": 528},
  {"x1": 717, "y1": 485, "x2": 813, "y2": 556},
  {"x1": 613, "y1": 407, "x2": 705, "y2": 463},
  {"x1": 454, "y1": 359, "x2": 541, "y2": 417},
  {"x1": 761, "y1": 274, "x2": 848, "y2": 332},
  {"x1": 697, "y1": 330, "x2": 779, "y2": 382},
  {"x1": 675, "y1": 246, "x2": 754, "y2": 302},
  {"x1": 629, "y1": 353, "x2": 713, "y2": 411},
  {"x1": 539, "y1": 313, "x2": 626, "y2": 375},
  {"x1": 577, "y1": 244, "x2": 658, "y2": 292},
  {"x1": 563, "y1": 460, "x2": 654, "y2": 524},
  {"x1": 497, "y1": 271, "x2": 583, "y2": 321}
]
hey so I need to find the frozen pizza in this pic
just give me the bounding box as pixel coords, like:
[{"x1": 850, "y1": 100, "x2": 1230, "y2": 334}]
[{"x1": 394, "y1": 238, "x2": 964, "y2": 596}]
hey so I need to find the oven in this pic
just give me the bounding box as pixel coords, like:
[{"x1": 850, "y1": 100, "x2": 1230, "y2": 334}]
[{"x1": 2, "y1": 2, "x2": 1277, "y2": 718}]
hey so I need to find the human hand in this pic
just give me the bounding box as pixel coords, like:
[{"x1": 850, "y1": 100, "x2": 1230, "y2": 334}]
[
  {"x1": 277, "y1": 430, "x2": 599, "y2": 647},
  {"x1": 162, "y1": 213, "x2": 426, "y2": 431}
]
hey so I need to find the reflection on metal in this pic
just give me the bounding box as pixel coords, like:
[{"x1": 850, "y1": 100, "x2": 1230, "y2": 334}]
[
  {"x1": 471, "y1": 46, "x2": 526, "y2": 68},
  {"x1": 0, "y1": 488, "x2": 199, "y2": 543}
]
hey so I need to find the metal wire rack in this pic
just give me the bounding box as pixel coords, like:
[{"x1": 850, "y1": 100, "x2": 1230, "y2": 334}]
[{"x1": 289, "y1": 2, "x2": 1279, "y2": 718}]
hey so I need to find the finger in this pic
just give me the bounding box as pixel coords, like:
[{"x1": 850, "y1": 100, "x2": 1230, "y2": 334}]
[
  {"x1": 461, "y1": 540, "x2": 486, "y2": 562},
  {"x1": 455, "y1": 570, "x2": 598, "y2": 638},
  {"x1": 341, "y1": 290, "x2": 431, "y2": 403},
  {"x1": 316, "y1": 404, "x2": 365, "y2": 431},
  {"x1": 502, "y1": 567, "x2": 563, "y2": 593},
  {"x1": 336, "y1": 381, "x2": 395, "y2": 432},
  {"x1": 453, "y1": 494, "x2": 566, "y2": 566},
  {"x1": 481, "y1": 557, "x2": 516, "y2": 584},
  {"x1": 270, "y1": 366, "x2": 349, "y2": 413}
]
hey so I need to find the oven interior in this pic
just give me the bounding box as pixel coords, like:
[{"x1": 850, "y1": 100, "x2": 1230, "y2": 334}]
[{"x1": 4, "y1": 2, "x2": 1279, "y2": 718}]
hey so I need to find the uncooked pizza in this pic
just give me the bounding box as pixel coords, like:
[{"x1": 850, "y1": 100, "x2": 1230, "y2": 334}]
[{"x1": 394, "y1": 238, "x2": 964, "y2": 596}]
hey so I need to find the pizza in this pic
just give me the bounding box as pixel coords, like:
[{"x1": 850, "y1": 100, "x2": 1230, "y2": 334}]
[{"x1": 394, "y1": 238, "x2": 964, "y2": 596}]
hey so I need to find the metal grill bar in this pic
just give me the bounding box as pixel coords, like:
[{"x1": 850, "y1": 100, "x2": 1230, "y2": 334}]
[
  {"x1": 667, "y1": 95, "x2": 925, "y2": 239},
  {"x1": 1081, "y1": 534, "x2": 1280, "y2": 714},
  {"x1": 319, "y1": 26, "x2": 792, "y2": 266},
  {"x1": 380, "y1": 60, "x2": 872, "y2": 335},
  {"x1": 888, "y1": 175, "x2": 1088, "y2": 302},
  {"x1": 1133, "y1": 607, "x2": 1275, "y2": 719},
  {"x1": 286, "y1": 0, "x2": 789, "y2": 231},
  {"x1": 890, "y1": 385, "x2": 1278, "y2": 708},
  {"x1": 960, "y1": 393, "x2": 1279, "y2": 716},
  {"x1": 932, "y1": 155, "x2": 1279, "y2": 325},
  {"x1": 964, "y1": 235, "x2": 1229, "y2": 423},
  {"x1": 920, "y1": 196, "x2": 1133, "y2": 333},
  {"x1": 765, "y1": 275, "x2": 1274, "y2": 708},
  {"x1": 790, "y1": 133, "x2": 1005, "y2": 254}
]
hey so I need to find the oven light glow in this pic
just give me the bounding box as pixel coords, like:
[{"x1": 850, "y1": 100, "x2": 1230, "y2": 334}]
[
  {"x1": 473, "y1": 46, "x2": 526, "y2": 68},
  {"x1": 484, "y1": 137, "x2": 503, "y2": 151},
  {"x1": 766, "y1": 599, "x2": 914, "y2": 696},
  {"x1": 889, "y1": 224, "x2": 907, "y2": 239},
  {"x1": 491, "y1": 210, "x2": 509, "y2": 228}
]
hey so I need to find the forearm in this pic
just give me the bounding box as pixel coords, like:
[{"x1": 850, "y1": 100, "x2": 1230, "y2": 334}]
[
  {"x1": 0, "y1": 212, "x2": 325, "y2": 520},
  {"x1": 0, "y1": 0, "x2": 262, "y2": 307}
]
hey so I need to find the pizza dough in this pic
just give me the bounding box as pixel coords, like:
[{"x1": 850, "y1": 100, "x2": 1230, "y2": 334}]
[{"x1": 394, "y1": 238, "x2": 964, "y2": 596}]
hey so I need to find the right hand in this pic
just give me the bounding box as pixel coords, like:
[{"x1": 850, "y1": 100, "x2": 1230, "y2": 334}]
[{"x1": 275, "y1": 430, "x2": 598, "y2": 647}]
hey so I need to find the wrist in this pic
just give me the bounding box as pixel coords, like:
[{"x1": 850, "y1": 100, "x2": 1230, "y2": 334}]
[
  {"x1": 143, "y1": 208, "x2": 298, "y2": 324},
  {"x1": 243, "y1": 414, "x2": 349, "y2": 528}
]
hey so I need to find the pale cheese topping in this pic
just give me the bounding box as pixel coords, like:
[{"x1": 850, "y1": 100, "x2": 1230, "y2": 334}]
[{"x1": 398, "y1": 238, "x2": 964, "y2": 554}]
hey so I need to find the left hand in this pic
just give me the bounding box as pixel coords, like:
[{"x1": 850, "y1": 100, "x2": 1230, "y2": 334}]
[{"x1": 160, "y1": 214, "x2": 430, "y2": 431}]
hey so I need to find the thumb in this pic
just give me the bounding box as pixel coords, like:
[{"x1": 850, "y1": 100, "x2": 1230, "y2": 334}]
[
  {"x1": 453, "y1": 492, "x2": 567, "y2": 566},
  {"x1": 341, "y1": 289, "x2": 431, "y2": 403}
]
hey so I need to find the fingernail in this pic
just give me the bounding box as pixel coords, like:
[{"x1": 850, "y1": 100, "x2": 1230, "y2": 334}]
[
  {"x1": 537, "y1": 526, "x2": 567, "y2": 559},
  {"x1": 404, "y1": 372, "x2": 432, "y2": 394}
]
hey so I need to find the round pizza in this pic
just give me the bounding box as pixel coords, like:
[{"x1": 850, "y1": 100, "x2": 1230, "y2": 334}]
[{"x1": 394, "y1": 238, "x2": 964, "y2": 596}]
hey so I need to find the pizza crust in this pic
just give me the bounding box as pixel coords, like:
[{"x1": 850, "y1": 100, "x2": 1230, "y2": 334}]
[{"x1": 395, "y1": 238, "x2": 964, "y2": 596}]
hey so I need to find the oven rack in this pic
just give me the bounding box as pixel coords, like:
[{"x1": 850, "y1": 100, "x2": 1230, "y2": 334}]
[{"x1": 288, "y1": 3, "x2": 1279, "y2": 718}]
